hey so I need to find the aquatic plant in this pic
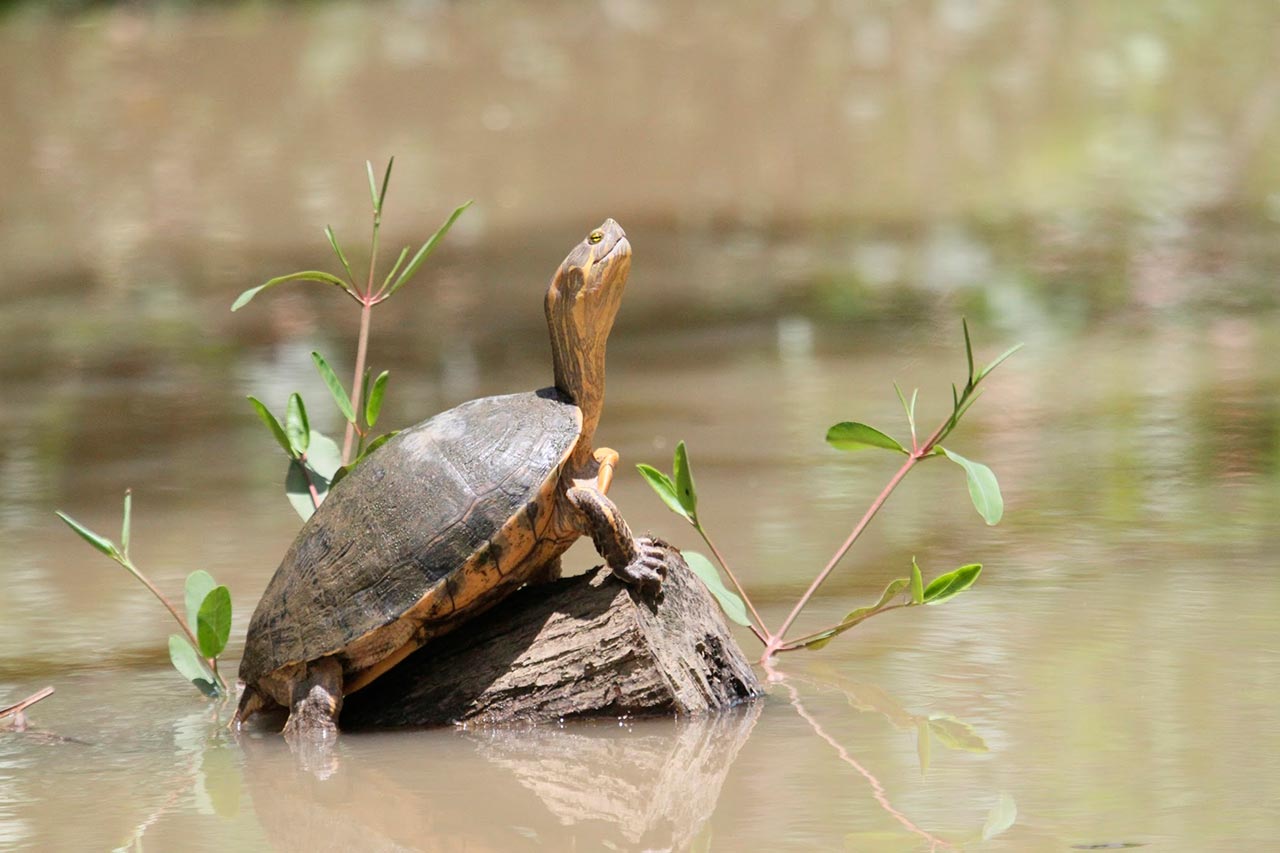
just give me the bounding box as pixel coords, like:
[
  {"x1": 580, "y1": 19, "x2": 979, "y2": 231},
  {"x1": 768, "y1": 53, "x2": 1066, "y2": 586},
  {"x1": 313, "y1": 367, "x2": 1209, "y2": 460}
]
[
  {"x1": 56, "y1": 492, "x2": 232, "y2": 697},
  {"x1": 233, "y1": 158, "x2": 470, "y2": 520},
  {"x1": 54, "y1": 160, "x2": 469, "y2": 697},
  {"x1": 639, "y1": 320, "x2": 1020, "y2": 664}
]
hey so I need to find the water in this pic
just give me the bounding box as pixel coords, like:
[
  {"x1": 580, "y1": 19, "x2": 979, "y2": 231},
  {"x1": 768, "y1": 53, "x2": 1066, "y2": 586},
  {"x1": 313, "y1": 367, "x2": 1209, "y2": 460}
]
[{"x1": 3, "y1": 2, "x2": 1280, "y2": 850}]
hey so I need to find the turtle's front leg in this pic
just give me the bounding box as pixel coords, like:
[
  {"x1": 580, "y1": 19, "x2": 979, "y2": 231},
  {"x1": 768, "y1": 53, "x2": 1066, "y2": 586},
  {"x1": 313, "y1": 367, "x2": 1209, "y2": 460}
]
[{"x1": 566, "y1": 485, "x2": 667, "y2": 595}]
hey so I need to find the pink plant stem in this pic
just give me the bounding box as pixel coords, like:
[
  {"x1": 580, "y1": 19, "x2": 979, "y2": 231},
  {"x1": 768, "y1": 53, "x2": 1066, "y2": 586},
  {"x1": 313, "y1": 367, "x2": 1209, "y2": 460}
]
[
  {"x1": 699, "y1": 527, "x2": 769, "y2": 640},
  {"x1": 764, "y1": 455, "x2": 918, "y2": 660},
  {"x1": 342, "y1": 300, "x2": 373, "y2": 465},
  {"x1": 763, "y1": 416, "x2": 952, "y2": 661}
]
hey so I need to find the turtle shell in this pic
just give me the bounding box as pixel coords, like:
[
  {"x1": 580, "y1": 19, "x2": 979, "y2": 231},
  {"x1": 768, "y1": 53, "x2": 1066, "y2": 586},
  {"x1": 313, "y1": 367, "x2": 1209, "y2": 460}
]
[{"x1": 239, "y1": 387, "x2": 582, "y2": 687}]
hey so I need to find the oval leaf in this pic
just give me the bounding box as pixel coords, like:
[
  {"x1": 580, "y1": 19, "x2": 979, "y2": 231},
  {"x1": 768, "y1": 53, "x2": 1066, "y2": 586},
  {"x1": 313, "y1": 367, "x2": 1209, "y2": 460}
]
[
  {"x1": 285, "y1": 393, "x2": 310, "y2": 456},
  {"x1": 168, "y1": 635, "x2": 218, "y2": 697},
  {"x1": 184, "y1": 570, "x2": 217, "y2": 634},
  {"x1": 683, "y1": 551, "x2": 751, "y2": 627},
  {"x1": 247, "y1": 397, "x2": 295, "y2": 458},
  {"x1": 922, "y1": 563, "x2": 982, "y2": 605},
  {"x1": 826, "y1": 422, "x2": 907, "y2": 454},
  {"x1": 55, "y1": 511, "x2": 119, "y2": 559},
  {"x1": 365, "y1": 370, "x2": 390, "y2": 428},
  {"x1": 910, "y1": 557, "x2": 924, "y2": 604},
  {"x1": 939, "y1": 448, "x2": 1004, "y2": 524},
  {"x1": 312, "y1": 352, "x2": 356, "y2": 424},
  {"x1": 286, "y1": 458, "x2": 328, "y2": 521},
  {"x1": 304, "y1": 430, "x2": 343, "y2": 481},
  {"x1": 636, "y1": 464, "x2": 690, "y2": 521},
  {"x1": 982, "y1": 792, "x2": 1017, "y2": 841},
  {"x1": 672, "y1": 441, "x2": 698, "y2": 520},
  {"x1": 196, "y1": 586, "x2": 232, "y2": 658}
]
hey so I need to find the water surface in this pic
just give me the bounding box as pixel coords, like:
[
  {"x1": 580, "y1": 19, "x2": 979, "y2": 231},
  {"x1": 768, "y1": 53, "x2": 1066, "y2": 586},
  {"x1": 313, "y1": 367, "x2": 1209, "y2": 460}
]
[{"x1": 2, "y1": 2, "x2": 1279, "y2": 851}]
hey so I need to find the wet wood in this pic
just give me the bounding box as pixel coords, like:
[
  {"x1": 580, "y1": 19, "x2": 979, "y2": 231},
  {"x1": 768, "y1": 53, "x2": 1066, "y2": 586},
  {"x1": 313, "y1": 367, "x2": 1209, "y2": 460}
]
[
  {"x1": 341, "y1": 544, "x2": 761, "y2": 729},
  {"x1": 0, "y1": 686, "x2": 54, "y2": 732}
]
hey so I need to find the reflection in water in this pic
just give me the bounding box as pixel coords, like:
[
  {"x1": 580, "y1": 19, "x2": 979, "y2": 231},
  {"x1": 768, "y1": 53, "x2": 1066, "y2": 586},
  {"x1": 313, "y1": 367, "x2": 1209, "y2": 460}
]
[{"x1": 241, "y1": 705, "x2": 759, "y2": 852}]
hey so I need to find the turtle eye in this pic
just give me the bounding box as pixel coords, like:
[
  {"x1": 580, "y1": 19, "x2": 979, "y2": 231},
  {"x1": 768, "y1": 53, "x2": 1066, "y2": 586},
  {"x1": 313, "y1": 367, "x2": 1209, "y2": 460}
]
[{"x1": 588, "y1": 230, "x2": 604, "y2": 244}]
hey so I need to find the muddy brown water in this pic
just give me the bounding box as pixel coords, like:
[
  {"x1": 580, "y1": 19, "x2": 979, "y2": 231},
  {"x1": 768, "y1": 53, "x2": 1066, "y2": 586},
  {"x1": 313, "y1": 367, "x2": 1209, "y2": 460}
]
[{"x1": 2, "y1": 2, "x2": 1280, "y2": 850}]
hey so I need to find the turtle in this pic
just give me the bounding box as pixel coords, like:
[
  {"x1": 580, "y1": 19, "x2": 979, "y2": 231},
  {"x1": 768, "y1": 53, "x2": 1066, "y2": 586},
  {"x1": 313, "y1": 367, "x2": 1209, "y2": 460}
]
[{"x1": 234, "y1": 219, "x2": 668, "y2": 737}]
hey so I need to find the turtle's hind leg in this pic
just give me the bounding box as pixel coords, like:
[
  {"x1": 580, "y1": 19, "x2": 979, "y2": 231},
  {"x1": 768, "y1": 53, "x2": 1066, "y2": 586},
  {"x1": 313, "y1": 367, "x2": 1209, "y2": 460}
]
[{"x1": 282, "y1": 656, "x2": 344, "y2": 740}]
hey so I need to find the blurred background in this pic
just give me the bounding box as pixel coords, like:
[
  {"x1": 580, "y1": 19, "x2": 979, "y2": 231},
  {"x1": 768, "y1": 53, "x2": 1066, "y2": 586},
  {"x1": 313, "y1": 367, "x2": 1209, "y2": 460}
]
[{"x1": 2, "y1": 1, "x2": 1279, "y2": 850}]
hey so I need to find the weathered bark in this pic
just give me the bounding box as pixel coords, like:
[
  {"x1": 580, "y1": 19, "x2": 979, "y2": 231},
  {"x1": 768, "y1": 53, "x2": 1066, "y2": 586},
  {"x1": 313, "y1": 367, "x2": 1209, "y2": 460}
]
[{"x1": 341, "y1": 545, "x2": 760, "y2": 729}]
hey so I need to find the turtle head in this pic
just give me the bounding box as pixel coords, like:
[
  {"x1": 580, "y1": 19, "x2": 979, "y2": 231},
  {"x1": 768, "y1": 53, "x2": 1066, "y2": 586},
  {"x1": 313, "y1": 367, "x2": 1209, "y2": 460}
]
[{"x1": 545, "y1": 219, "x2": 631, "y2": 437}]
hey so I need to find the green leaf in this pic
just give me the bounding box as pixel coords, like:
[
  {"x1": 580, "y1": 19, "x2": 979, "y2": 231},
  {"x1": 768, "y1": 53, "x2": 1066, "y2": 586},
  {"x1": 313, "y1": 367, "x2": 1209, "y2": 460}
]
[
  {"x1": 167, "y1": 635, "x2": 217, "y2": 697},
  {"x1": 365, "y1": 370, "x2": 389, "y2": 428},
  {"x1": 358, "y1": 431, "x2": 395, "y2": 460},
  {"x1": 684, "y1": 551, "x2": 751, "y2": 627},
  {"x1": 636, "y1": 464, "x2": 691, "y2": 521},
  {"x1": 977, "y1": 343, "x2": 1024, "y2": 382},
  {"x1": 384, "y1": 200, "x2": 473, "y2": 298},
  {"x1": 939, "y1": 448, "x2": 1004, "y2": 524},
  {"x1": 196, "y1": 586, "x2": 232, "y2": 659},
  {"x1": 330, "y1": 431, "x2": 397, "y2": 489},
  {"x1": 120, "y1": 490, "x2": 132, "y2": 557},
  {"x1": 910, "y1": 557, "x2": 924, "y2": 604},
  {"x1": 286, "y1": 431, "x2": 342, "y2": 520},
  {"x1": 982, "y1": 792, "x2": 1017, "y2": 840},
  {"x1": 324, "y1": 225, "x2": 356, "y2": 286},
  {"x1": 838, "y1": 577, "x2": 909, "y2": 624},
  {"x1": 378, "y1": 157, "x2": 394, "y2": 210},
  {"x1": 286, "y1": 460, "x2": 324, "y2": 521},
  {"x1": 893, "y1": 382, "x2": 919, "y2": 436},
  {"x1": 312, "y1": 352, "x2": 356, "y2": 424},
  {"x1": 366, "y1": 160, "x2": 380, "y2": 210},
  {"x1": 672, "y1": 441, "x2": 698, "y2": 521},
  {"x1": 926, "y1": 714, "x2": 989, "y2": 752},
  {"x1": 285, "y1": 393, "x2": 310, "y2": 456},
  {"x1": 304, "y1": 430, "x2": 343, "y2": 481},
  {"x1": 962, "y1": 317, "x2": 975, "y2": 384},
  {"x1": 184, "y1": 570, "x2": 217, "y2": 635},
  {"x1": 922, "y1": 563, "x2": 982, "y2": 605},
  {"x1": 246, "y1": 397, "x2": 295, "y2": 458},
  {"x1": 802, "y1": 578, "x2": 909, "y2": 650},
  {"x1": 230, "y1": 271, "x2": 356, "y2": 312},
  {"x1": 799, "y1": 628, "x2": 840, "y2": 650},
  {"x1": 825, "y1": 422, "x2": 908, "y2": 454},
  {"x1": 55, "y1": 511, "x2": 119, "y2": 559},
  {"x1": 380, "y1": 246, "x2": 411, "y2": 294}
]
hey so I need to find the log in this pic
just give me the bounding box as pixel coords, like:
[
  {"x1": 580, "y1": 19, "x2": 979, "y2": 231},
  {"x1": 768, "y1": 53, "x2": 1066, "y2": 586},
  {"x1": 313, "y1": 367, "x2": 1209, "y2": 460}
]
[{"x1": 340, "y1": 544, "x2": 761, "y2": 729}]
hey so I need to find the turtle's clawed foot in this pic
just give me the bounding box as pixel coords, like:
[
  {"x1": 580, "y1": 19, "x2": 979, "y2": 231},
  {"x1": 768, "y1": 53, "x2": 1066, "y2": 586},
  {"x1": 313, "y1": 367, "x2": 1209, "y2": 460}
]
[{"x1": 611, "y1": 536, "x2": 669, "y2": 598}]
